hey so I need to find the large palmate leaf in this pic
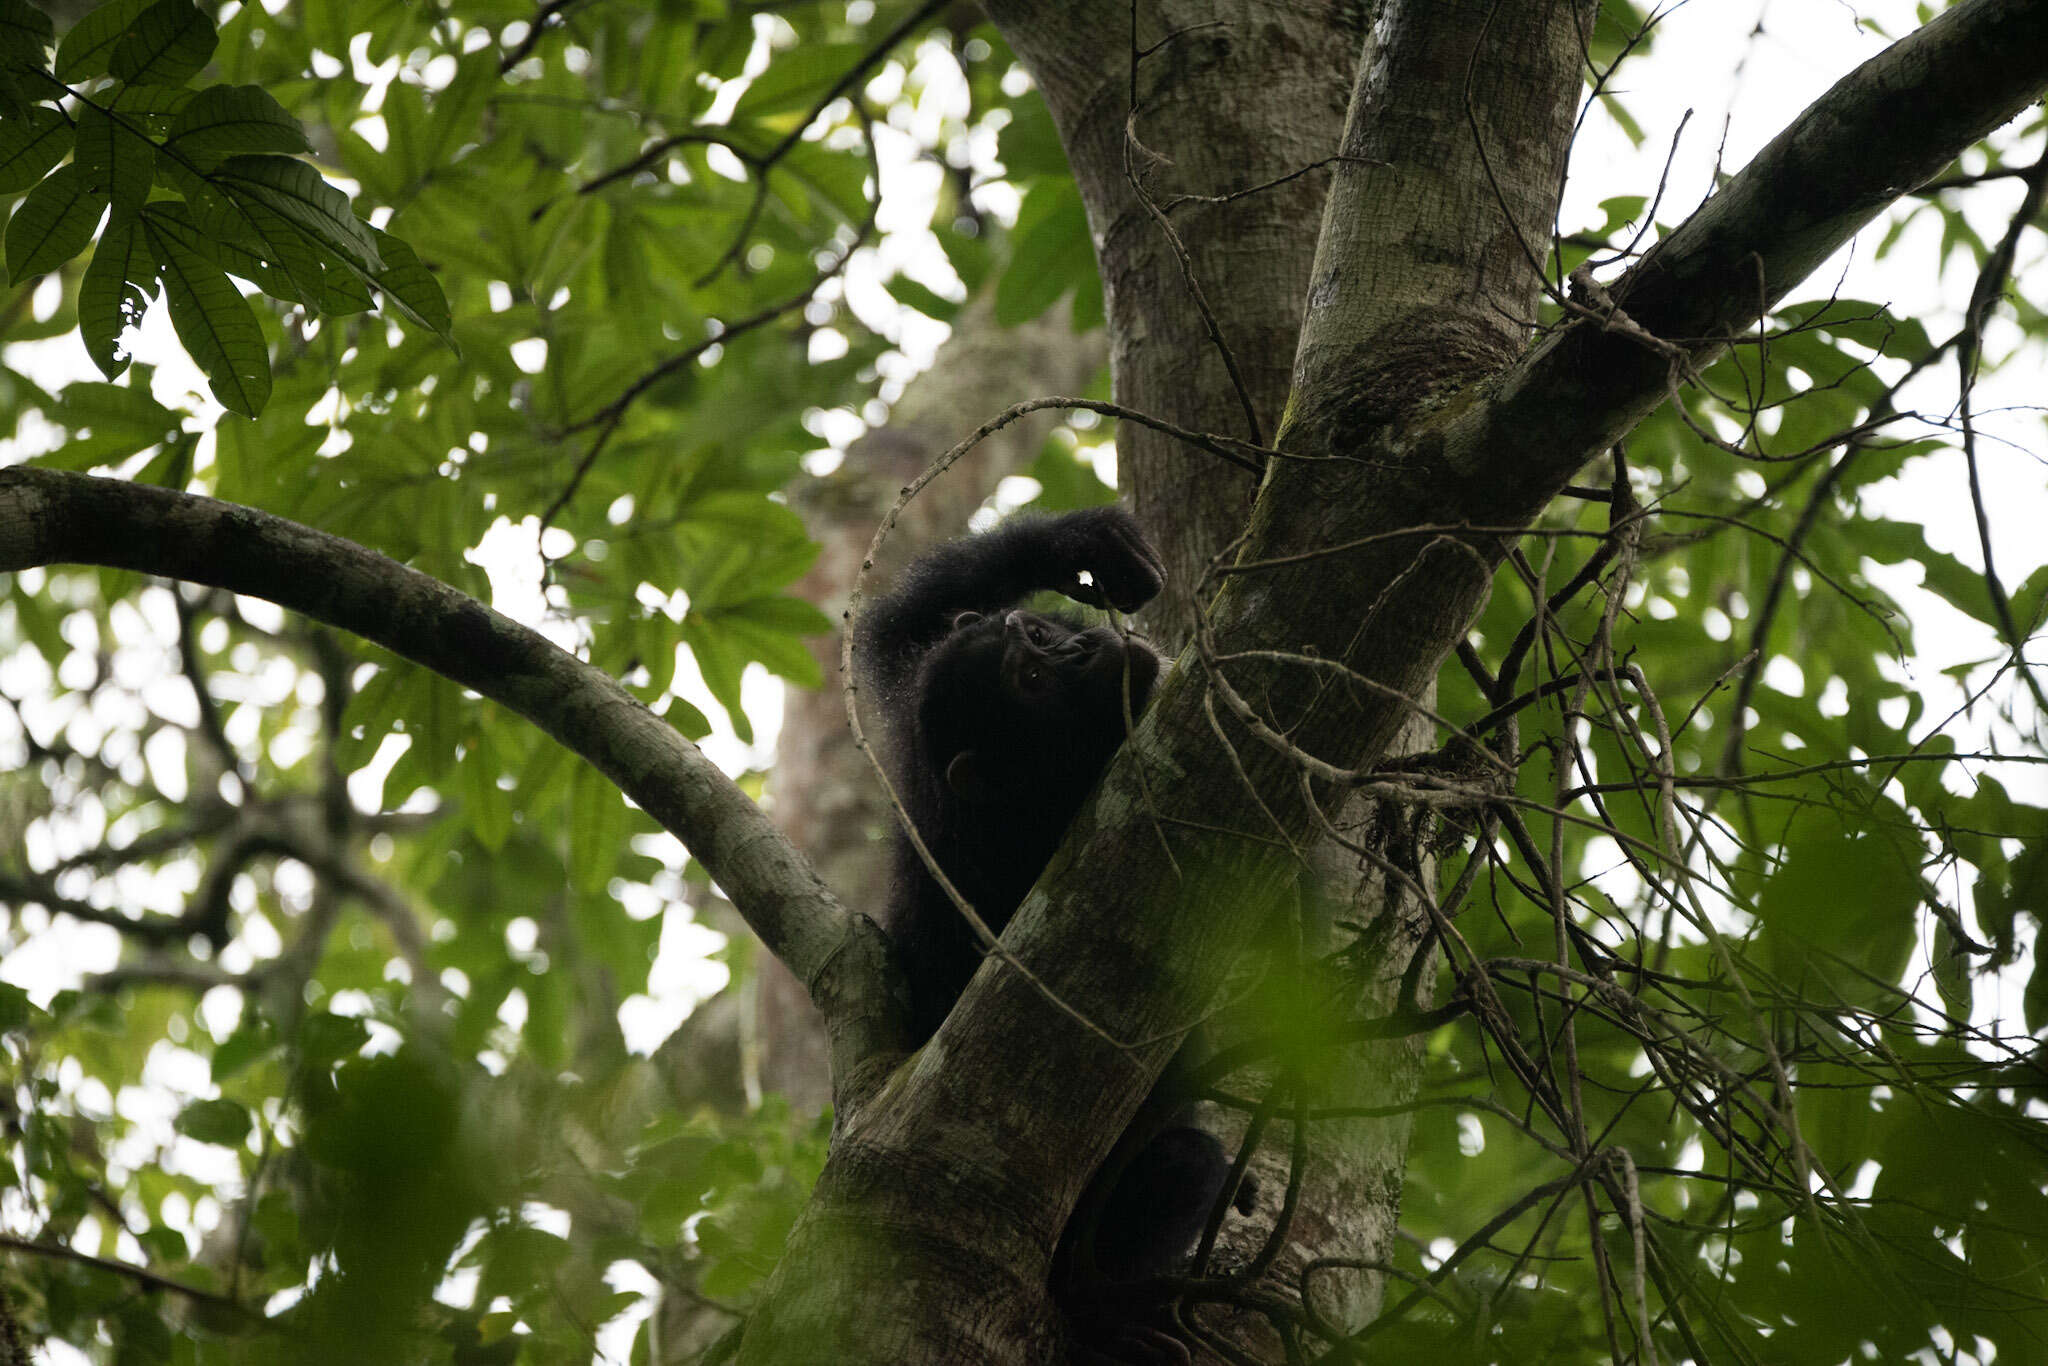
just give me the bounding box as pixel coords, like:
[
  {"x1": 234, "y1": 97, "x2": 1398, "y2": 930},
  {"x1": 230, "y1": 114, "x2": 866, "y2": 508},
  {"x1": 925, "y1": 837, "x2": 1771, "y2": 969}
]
[
  {"x1": 107, "y1": 0, "x2": 216, "y2": 85},
  {"x1": 0, "y1": 103, "x2": 70, "y2": 192},
  {"x1": 163, "y1": 82, "x2": 311, "y2": 165},
  {"x1": 144, "y1": 217, "x2": 271, "y2": 415},
  {"x1": 4, "y1": 161, "x2": 106, "y2": 280},
  {"x1": 53, "y1": 0, "x2": 153, "y2": 81},
  {"x1": 77, "y1": 217, "x2": 157, "y2": 378}
]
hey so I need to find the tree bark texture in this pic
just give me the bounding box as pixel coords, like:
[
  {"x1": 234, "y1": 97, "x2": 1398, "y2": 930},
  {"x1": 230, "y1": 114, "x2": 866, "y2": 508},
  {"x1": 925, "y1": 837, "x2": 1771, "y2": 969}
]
[
  {"x1": 740, "y1": 3, "x2": 1590, "y2": 1361},
  {"x1": 985, "y1": 0, "x2": 1371, "y2": 651},
  {"x1": 985, "y1": 7, "x2": 1443, "y2": 1354}
]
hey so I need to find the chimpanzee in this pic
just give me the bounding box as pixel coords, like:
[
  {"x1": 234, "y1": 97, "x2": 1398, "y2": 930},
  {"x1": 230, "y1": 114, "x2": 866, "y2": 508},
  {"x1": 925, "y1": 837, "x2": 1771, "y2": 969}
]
[
  {"x1": 857, "y1": 507, "x2": 1246, "y2": 1355},
  {"x1": 856, "y1": 505, "x2": 1168, "y2": 1040}
]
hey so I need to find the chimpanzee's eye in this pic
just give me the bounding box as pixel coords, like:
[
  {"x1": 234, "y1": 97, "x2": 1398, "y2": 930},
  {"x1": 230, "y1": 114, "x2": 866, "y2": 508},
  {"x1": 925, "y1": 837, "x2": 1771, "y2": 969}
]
[{"x1": 952, "y1": 611, "x2": 983, "y2": 630}]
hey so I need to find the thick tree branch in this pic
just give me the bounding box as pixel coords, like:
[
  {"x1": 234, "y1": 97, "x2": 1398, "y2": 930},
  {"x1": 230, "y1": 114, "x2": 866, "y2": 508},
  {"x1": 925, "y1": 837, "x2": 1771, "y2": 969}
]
[
  {"x1": 0, "y1": 467, "x2": 910, "y2": 1087},
  {"x1": 0, "y1": 1232, "x2": 249, "y2": 1315},
  {"x1": 1289, "y1": 0, "x2": 1587, "y2": 435},
  {"x1": 1456, "y1": 0, "x2": 2048, "y2": 521}
]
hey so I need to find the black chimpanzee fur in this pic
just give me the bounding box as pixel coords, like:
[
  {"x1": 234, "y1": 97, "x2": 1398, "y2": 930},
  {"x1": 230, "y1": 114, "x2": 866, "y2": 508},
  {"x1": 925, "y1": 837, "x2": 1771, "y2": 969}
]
[
  {"x1": 857, "y1": 506, "x2": 1166, "y2": 1042},
  {"x1": 857, "y1": 507, "x2": 1245, "y2": 1357}
]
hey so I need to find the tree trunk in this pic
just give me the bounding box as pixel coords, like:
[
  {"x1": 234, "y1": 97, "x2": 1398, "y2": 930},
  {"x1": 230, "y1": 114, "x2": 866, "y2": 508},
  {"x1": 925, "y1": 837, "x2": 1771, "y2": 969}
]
[
  {"x1": 987, "y1": 0, "x2": 1368, "y2": 652},
  {"x1": 737, "y1": 4, "x2": 1589, "y2": 1361}
]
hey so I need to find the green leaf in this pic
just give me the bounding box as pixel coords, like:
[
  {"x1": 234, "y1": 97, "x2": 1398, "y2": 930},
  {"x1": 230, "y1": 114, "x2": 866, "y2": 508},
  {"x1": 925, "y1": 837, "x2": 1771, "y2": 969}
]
[
  {"x1": 719, "y1": 595, "x2": 832, "y2": 636},
  {"x1": 997, "y1": 97, "x2": 1067, "y2": 180},
  {"x1": 209, "y1": 1014, "x2": 277, "y2": 1083},
  {"x1": 423, "y1": 50, "x2": 493, "y2": 169},
  {"x1": 5, "y1": 162, "x2": 107, "y2": 281},
  {"x1": 775, "y1": 137, "x2": 870, "y2": 227},
  {"x1": 73, "y1": 103, "x2": 155, "y2": 220},
  {"x1": 31, "y1": 422, "x2": 164, "y2": 470},
  {"x1": 9, "y1": 583, "x2": 65, "y2": 661},
  {"x1": 1596, "y1": 90, "x2": 1645, "y2": 147},
  {"x1": 1757, "y1": 830, "x2": 1919, "y2": 991},
  {"x1": 2028, "y1": 947, "x2": 2048, "y2": 1034},
  {"x1": 168, "y1": 184, "x2": 327, "y2": 301},
  {"x1": 314, "y1": 259, "x2": 374, "y2": 314},
  {"x1": 679, "y1": 618, "x2": 752, "y2": 744},
  {"x1": 0, "y1": 103, "x2": 71, "y2": 193},
  {"x1": 299, "y1": 1011, "x2": 370, "y2": 1065},
  {"x1": 472, "y1": 1225, "x2": 573, "y2": 1303},
  {"x1": 143, "y1": 217, "x2": 271, "y2": 416},
  {"x1": 662, "y1": 693, "x2": 712, "y2": 741},
  {"x1": 1071, "y1": 262, "x2": 1103, "y2": 331},
  {"x1": 0, "y1": 979, "x2": 32, "y2": 1033},
  {"x1": 211, "y1": 154, "x2": 383, "y2": 271},
  {"x1": 711, "y1": 594, "x2": 833, "y2": 690},
  {"x1": 568, "y1": 761, "x2": 633, "y2": 894},
  {"x1": 1591, "y1": 194, "x2": 1649, "y2": 238},
  {"x1": 457, "y1": 733, "x2": 513, "y2": 852},
  {"x1": 106, "y1": 82, "x2": 193, "y2": 115},
  {"x1": 884, "y1": 273, "x2": 961, "y2": 323},
  {"x1": 730, "y1": 42, "x2": 865, "y2": 121},
  {"x1": 107, "y1": 0, "x2": 217, "y2": 85},
  {"x1": 174, "y1": 1097, "x2": 252, "y2": 1147},
  {"x1": 0, "y1": 0, "x2": 53, "y2": 74},
  {"x1": 937, "y1": 220, "x2": 992, "y2": 291},
  {"x1": 1931, "y1": 921, "x2": 1972, "y2": 1020},
  {"x1": 172, "y1": 189, "x2": 327, "y2": 306},
  {"x1": 996, "y1": 180, "x2": 1095, "y2": 326},
  {"x1": 1027, "y1": 439, "x2": 1116, "y2": 511},
  {"x1": 166, "y1": 84, "x2": 311, "y2": 163},
  {"x1": 48, "y1": 379, "x2": 178, "y2": 439},
  {"x1": 2005, "y1": 562, "x2": 2048, "y2": 640},
  {"x1": 362, "y1": 224, "x2": 453, "y2": 339},
  {"x1": 54, "y1": 0, "x2": 154, "y2": 81},
  {"x1": 78, "y1": 220, "x2": 158, "y2": 378}
]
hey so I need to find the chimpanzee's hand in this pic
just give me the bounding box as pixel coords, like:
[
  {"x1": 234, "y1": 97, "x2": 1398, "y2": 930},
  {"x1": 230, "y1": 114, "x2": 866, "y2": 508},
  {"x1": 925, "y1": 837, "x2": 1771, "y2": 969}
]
[{"x1": 1049, "y1": 507, "x2": 1166, "y2": 612}]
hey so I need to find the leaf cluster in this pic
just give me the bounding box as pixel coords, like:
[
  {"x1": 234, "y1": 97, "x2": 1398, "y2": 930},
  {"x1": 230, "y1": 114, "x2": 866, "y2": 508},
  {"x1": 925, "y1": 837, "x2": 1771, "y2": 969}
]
[{"x1": 2, "y1": 0, "x2": 452, "y2": 415}]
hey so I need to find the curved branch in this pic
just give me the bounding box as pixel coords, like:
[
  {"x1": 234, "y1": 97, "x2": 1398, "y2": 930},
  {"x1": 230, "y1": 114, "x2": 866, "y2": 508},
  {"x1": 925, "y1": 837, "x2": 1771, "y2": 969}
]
[
  {"x1": 0, "y1": 1232, "x2": 249, "y2": 1315},
  {"x1": 1454, "y1": 0, "x2": 2048, "y2": 520},
  {"x1": 0, "y1": 871, "x2": 188, "y2": 943},
  {"x1": 0, "y1": 467, "x2": 907, "y2": 1079}
]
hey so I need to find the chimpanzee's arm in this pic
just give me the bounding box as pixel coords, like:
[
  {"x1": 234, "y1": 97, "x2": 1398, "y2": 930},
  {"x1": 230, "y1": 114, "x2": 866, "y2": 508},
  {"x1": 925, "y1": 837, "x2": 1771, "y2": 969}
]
[{"x1": 856, "y1": 507, "x2": 1163, "y2": 692}]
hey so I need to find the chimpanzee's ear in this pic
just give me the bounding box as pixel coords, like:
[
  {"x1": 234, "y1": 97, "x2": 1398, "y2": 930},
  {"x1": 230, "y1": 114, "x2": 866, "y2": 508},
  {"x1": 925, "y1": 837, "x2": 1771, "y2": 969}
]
[{"x1": 945, "y1": 751, "x2": 996, "y2": 803}]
